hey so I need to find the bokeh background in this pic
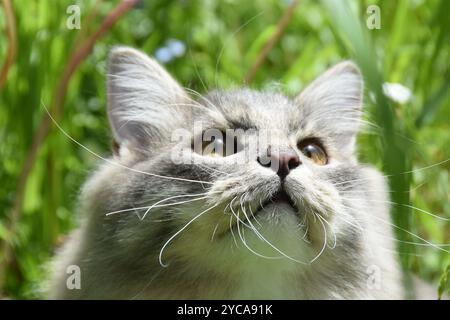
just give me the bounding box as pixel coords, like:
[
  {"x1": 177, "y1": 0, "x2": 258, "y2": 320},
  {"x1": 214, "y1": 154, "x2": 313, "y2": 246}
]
[{"x1": 0, "y1": 0, "x2": 449, "y2": 299}]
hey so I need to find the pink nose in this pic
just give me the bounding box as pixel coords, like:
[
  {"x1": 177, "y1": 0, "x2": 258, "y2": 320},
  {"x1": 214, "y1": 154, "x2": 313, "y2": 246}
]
[{"x1": 257, "y1": 146, "x2": 301, "y2": 179}]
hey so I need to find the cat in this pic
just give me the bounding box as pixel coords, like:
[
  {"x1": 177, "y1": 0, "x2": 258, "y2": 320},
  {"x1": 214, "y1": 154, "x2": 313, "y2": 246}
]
[{"x1": 48, "y1": 46, "x2": 406, "y2": 299}]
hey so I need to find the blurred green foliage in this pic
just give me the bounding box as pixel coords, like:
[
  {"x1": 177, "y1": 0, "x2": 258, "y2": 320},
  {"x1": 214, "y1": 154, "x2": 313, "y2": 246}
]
[{"x1": 0, "y1": 0, "x2": 449, "y2": 298}]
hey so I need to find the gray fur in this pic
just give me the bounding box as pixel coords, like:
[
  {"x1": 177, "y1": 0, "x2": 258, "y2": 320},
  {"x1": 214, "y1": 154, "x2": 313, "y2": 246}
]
[{"x1": 48, "y1": 47, "x2": 404, "y2": 299}]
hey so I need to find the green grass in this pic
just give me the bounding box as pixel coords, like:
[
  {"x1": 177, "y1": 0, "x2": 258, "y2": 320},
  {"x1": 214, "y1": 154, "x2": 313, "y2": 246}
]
[{"x1": 0, "y1": 0, "x2": 449, "y2": 298}]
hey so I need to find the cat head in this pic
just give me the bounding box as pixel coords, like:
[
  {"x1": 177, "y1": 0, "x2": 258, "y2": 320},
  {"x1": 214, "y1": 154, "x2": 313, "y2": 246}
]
[{"x1": 103, "y1": 46, "x2": 380, "y2": 267}]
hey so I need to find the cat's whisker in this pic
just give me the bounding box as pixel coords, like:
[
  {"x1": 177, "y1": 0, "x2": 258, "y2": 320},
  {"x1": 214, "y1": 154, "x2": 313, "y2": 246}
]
[
  {"x1": 43, "y1": 103, "x2": 213, "y2": 185},
  {"x1": 336, "y1": 203, "x2": 450, "y2": 250},
  {"x1": 210, "y1": 223, "x2": 220, "y2": 242},
  {"x1": 225, "y1": 199, "x2": 239, "y2": 248},
  {"x1": 214, "y1": 10, "x2": 264, "y2": 87},
  {"x1": 333, "y1": 177, "x2": 388, "y2": 187},
  {"x1": 236, "y1": 207, "x2": 281, "y2": 260},
  {"x1": 105, "y1": 205, "x2": 146, "y2": 217},
  {"x1": 187, "y1": 48, "x2": 210, "y2": 94},
  {"x1": 229, "y1": 196, "x2": 255, "y2": 246},
  {"x1": 309, "y1": 213, "x2": 328, "y2": 263},
  {"x1": 333, "y1": 157, "x2": 450, "y2": 187},
  {"x1": 158, "y1": 203, "x2": 220, "y2": 267},
  {"x1": 409, "y1": 181, "x2": 428, "y2": 193},
  {"x1": 378, "y1": 247, "x2": 425, "y2": 257},
  {"x1": 298, "y1": 198, "x2": 312, "y2": 242},
  {"x1": 134, "y1": 190, "x2": 213, "y2": 205},
  {"x1": 339, "y1": 196, "x2": 450, "y2": 222},
  {"x1": 302, "y1": 224, "x2": 310, "y2": 243},
  {"x1": 160, "y1": 102, "x2": 212, "y2": 112},
  {"x1": 338, "y1": 201, "x2": 450, "y2": 252},
  {"x1": 238, "y1": 198, "x2": 309, "y2": 265},
  {"x1": 402, "y1": 158, "x2": 450, "y2": 174},
  {"x1": 338, "y1": 189, "x2": 397, "y2": 193},
  {"x1": 236, "y1": 208, "x2": 258, "y2": 256},
  {"x1": 293, "y1": 209, "x2": 311, "y2": 242},
  {"x1": 130, "y1": 267, "x2": 165, "y2": 300},
  {"x1": 201, "y1": 164, "x2": 230, "y2": 176},
  {"x1": 320, "y1": 215, "x2": 337, "y2": 249},
  {"x1": 108, "y1": 99, "x2": 209, "y2": 132},
  {"x1": 387, "y1": 201, "x2": 450, "y2": 222},
  {"x1": 151, "y1": 218, "x2": 178, "y2": 222},
  {"x1": 388, "y1": 236, "x2": 450, "y2": 247},
  {"x1": 240, "y1": 194, "x2": 264, "y2": 240},
  {"x1": 182, "y1": 87, "x2": 221, "y2": 113},
  {"x1": 247, "y1": 204, "x2": 263, "y2": 228},
  {"x1": 105, "y1": 193, "x2": 211, "y2": 217},
  {"x1": 235, "y1": 208, "x2": 244, "y2": 247},
  {"x1": 336, "y1": 211, "x2": 365, "y2": 233},
  {"x1": 234, "y1": 205, "x2": 258, "y2": 254},
  {"x1": 141, "y1": 195, "x2": 211, "y2": 220},
  {"x1": 316, "y1": 115, "x2": 379, "y2": 130},
  {"x1": 304, "y1": 105, "x2": 421, "y2": 144},
  {"x1": 194, "y1": 171, "x2": 211, "y2": 191},
  {"x1": 241, "y1": 215, "x2": 275, "y2": 260},
  {"x1": 229, "y1": 196, "x2": 252, "y2": 229},
  {"x1": 197, "y1": 164, "x2": 230, "y2": 177}
]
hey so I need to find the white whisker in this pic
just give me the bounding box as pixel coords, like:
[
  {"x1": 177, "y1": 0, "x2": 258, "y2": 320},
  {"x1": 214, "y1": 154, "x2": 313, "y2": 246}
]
[
  {"x1": 141, "y1": 195, "x2": 210, "y2": 220},
  {"x1": 159, "y1": 203, "x2": 219, "y2": 267},
  {"x1": 339, "y1": 201, "x2": 450, "y2": 252},
  {"x1": 105, "y1": 193, "x2": 210, "y2": 217},
  {"x1": 239, "y1": 197, "x2": 309, "y2": 265},
  {"x1": 210, "y1": 223, "x2": 220, "y2": 242},
  {"x1": 43, "y1": 102, "x2": 213, "y2": 185},
  {"x1": 340, "y1": 196, "x2": 450, "y2": 222}
]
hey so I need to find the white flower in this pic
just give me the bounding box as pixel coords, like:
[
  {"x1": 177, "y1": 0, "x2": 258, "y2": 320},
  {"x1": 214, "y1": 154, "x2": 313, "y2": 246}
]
[{"x1": 382, "y1": 82, "x2": 412, "y2": 104}]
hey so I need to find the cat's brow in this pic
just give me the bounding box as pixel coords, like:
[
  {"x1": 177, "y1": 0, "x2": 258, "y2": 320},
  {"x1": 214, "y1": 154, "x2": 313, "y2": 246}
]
[{"x1": 226, "y1": 119, "x2": 257, "y2": 131}]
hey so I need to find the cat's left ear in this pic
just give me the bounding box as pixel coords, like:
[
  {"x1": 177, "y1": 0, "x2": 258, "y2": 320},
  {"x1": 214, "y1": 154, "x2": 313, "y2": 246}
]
[{"x1": 294, "y1": 61, "x2": 363, "y2": 156}]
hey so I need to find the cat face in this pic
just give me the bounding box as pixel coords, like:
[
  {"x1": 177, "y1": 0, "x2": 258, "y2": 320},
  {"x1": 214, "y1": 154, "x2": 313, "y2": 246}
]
[{"x1": 104, "y1": 47, "x2": 376, "y2": 267}]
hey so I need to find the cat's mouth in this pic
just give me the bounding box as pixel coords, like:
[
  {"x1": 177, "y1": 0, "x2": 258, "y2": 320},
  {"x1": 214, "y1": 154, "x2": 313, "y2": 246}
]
[
  {"x1": 257, "y1": 190, "x2": 299, "y2": 214},
  {"x1": 222, "y1": 189, "x2": 301, "y2": 238}
]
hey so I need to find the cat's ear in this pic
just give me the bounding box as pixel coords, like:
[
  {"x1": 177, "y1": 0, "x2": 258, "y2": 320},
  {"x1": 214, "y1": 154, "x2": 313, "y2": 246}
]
[
  {"x1": 294, "y1": 61, "x2": 363, "y2": 155},
  {"x1": 107, "y1": 46, "x2": 189, "y2": 154}
]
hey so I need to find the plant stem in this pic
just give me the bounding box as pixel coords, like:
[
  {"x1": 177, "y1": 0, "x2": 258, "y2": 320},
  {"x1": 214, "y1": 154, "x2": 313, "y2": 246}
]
[
  {"x1": 0, "y1": 0, "x2": 139, "y2": 296},
  {"x1": 244, "y1": 0, "x2": 300, "y2": 84}
]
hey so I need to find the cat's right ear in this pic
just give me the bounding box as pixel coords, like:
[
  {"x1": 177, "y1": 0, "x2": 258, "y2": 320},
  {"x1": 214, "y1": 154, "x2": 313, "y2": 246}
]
[
  {"x1": 294, "y1": 61, "x2": 363, "y2": 157},
  {"x1": 107, "y1": 46, "x2": 189, "y2": 155}
]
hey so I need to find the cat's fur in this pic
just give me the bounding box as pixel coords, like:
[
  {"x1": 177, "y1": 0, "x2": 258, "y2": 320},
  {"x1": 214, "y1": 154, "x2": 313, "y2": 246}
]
[{"x1": 48, "y1": 47, "x2": 404, "y2": 299}]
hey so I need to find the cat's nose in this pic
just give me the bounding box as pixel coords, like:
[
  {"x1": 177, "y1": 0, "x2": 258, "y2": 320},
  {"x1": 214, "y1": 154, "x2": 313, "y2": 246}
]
[{"x1": 257, "y1": 146, "x2": 301, "y2": 180}]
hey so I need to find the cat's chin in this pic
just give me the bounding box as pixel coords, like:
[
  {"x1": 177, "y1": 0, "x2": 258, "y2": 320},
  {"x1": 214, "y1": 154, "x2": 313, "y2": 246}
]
[
  {"x1": 220, "y1": 198, "x2": 304, "y2": 239},
  {"x1": 255, "y1": 202, "x2": 299, "y2": 218},
  {"x1": 254, "y1": 190, "x2": 300, "y2": 219}
]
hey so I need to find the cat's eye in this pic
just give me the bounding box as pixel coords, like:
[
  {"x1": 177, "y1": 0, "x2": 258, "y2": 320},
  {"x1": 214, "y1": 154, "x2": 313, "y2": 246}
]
[
  {"x1": 192, "y1": 130, "x2": 243, "y2": 157},
  {"x1": 297, "y1": 139, "x2": 328, "y2": 165}
]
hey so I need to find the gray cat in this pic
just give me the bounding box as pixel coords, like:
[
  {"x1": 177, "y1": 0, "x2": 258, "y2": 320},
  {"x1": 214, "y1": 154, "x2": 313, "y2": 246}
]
[{"x1": 48, "y1": 47, "x2": 406, "y2": 299}]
